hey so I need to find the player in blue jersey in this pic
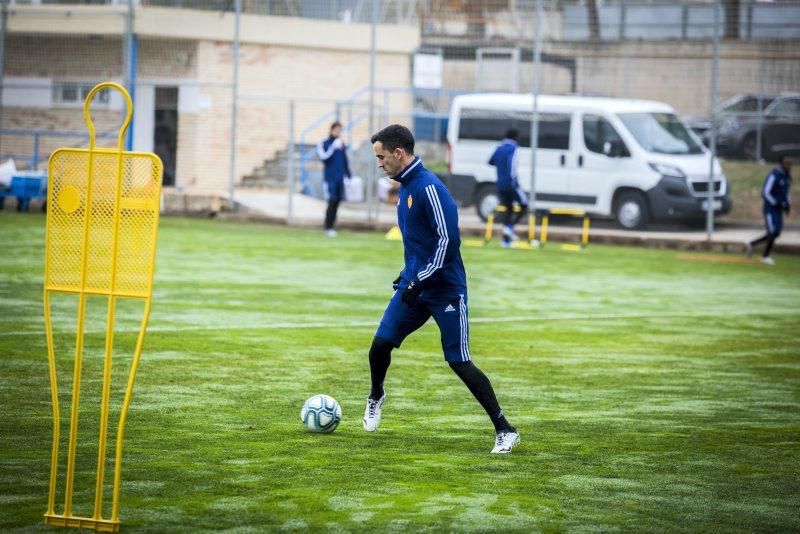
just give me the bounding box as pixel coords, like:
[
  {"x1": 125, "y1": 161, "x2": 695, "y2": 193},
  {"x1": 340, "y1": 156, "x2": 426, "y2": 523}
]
[
  {"x1": 488, "y1": 128, "x2": 528, "y2": 247},
  {"x1": 363, "y1": 124, "x2": 520, "y2": 454},
  {"x1": 747, "y1": 155, "x2": 792, "y2": 265},
  {"x1": 317, "y1": 121, "x2": 351, "y2": 237}
]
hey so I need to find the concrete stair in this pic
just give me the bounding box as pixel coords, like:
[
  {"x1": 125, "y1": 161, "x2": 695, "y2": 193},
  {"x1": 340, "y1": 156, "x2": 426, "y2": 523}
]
[
  {"x1": 242, "y1": 137, "x2": 423, "y2": 191},
  {"x1": 240, "y1": 143, "x2": 319, "y2": 189}
]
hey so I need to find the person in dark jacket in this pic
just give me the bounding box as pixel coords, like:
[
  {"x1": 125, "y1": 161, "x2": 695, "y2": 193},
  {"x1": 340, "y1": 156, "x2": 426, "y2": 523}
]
[
  {"x1": 317, "y1": 121, "x2": 351, "y2": 237},
  {"x1": 363, "y1": 124, "x2": 520, "y2": 454},
  {"x1": 747, "y1": 155, "x2": 792, "y2": 265},
  {"x1": 488, "y1": 128, "x2": 528, "y2": 247}
]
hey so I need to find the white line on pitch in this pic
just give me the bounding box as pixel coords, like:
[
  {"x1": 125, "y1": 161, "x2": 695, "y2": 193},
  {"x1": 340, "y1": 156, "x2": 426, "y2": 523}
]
[{"x1": 0, "y1": 309, "x2": 793, "y2": 338}]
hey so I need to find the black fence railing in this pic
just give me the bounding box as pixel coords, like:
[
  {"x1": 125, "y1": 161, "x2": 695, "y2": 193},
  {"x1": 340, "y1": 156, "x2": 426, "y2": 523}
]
[{"x1": 563, "y1": 2, "x2": 800, "y2": 41}]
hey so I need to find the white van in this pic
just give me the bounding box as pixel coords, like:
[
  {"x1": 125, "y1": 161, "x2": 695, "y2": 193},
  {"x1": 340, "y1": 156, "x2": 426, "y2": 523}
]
[{"x1": 446, "y1": 93, "x2": 731, "y2": 229}]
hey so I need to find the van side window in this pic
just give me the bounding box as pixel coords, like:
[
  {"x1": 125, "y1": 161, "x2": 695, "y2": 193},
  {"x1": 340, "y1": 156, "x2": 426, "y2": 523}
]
[
  {"x1": 538, "y1": 114, "x2": 571, "y2": 150},
  {"x1": 583, "y1": 114, "x2": 628, "y2": 156},
  {"x1": 458, "y1": 108, "x2": 571, "y2": 150}
]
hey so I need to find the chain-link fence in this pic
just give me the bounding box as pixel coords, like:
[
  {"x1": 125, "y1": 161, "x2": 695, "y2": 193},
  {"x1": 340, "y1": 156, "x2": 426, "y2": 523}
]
[{"x1": 1, "y1": 0, "x2": 798, "y2": 230}]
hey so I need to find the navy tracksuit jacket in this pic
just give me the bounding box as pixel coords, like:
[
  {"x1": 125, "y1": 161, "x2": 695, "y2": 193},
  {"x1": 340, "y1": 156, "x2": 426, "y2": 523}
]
[
  {"x1": 762, "y1": 166, "x2": 791, "y2": 212},
  {"x1": 395, "y1": 157, "x2": 466, "y2": 290},
  {"x1": 375, "y1": 157, "x2": 471, "y2": 362},
  {"x1": 488, "y1": 139, "x2": 520, "y2": 193},
  {"x1": 762, "y1": 166, "x2": 791, "y2": 236},
  {"x1": 317, "y1": 136, "x2": 350, "y2": 201}
]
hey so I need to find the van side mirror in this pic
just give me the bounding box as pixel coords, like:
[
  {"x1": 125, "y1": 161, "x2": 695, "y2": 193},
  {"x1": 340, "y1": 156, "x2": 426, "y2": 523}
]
[{"x1": 603, "y1": 140, "x2": 624, "y2": 158}]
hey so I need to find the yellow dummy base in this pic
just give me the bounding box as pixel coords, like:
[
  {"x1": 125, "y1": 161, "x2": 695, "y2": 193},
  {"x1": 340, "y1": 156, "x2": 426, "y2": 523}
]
[{"x1": 45, "y1": 514, "x2": 120, "y2": 533}]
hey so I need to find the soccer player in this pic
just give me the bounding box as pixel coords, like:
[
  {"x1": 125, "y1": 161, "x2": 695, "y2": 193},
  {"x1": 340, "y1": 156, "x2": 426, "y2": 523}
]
[
  {"x1": 747, "y1": 155, "x2": 792, "y2": 265},
  {"x1": 488, "y1": 128, "x2": 528, "y2": 247},
  {"x1": 317, "y1": 121, "x2": 351, "y2": 237},
  {"x1": 364, "y1": 124, "x2": 520, "y2": 454}
]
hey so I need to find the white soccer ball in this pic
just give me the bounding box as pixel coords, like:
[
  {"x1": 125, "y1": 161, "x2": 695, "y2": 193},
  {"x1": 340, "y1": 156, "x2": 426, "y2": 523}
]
[{"x1": 300, "y1": 394, "x2": 342, "y2": 433}]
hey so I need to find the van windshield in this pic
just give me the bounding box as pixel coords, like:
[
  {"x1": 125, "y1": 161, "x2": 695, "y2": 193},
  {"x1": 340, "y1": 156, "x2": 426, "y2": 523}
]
[{"x1": 618, "y1": 112, "x2": 704, "y2": 155}]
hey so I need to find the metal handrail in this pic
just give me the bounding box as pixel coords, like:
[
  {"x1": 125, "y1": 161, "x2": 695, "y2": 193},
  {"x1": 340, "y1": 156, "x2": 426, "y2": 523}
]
[
  {"x1": 296, "y1": 86, "x2": 371, "y2": 194},
  {"x1": 296, "y1": 86, "x2": 370, "y2": 144},
  {"x1": 0, "y1": 128, "x2": 116, "y2": 169},
  {"x1": 295, "y1": 86, "x2": 469, "y2": 196}
]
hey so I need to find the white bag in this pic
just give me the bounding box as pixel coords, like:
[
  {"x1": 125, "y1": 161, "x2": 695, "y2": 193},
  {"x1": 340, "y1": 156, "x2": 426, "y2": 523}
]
[
  {"x1": 376, "y1": 177, "x2": 392, "y2": 202},
  {"x1": 344, "y1": 176, "x2": 364, "y2": 202},
  {"x1": 0, "y1": 159, "x2": 17, "y2": 188}
]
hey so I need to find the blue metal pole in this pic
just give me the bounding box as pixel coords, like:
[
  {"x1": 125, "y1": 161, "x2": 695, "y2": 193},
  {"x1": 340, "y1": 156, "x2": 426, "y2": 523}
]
[
  {"x1": 528, "y1": 0, "x2": 543, "y2": 219},
  {"x1": 126, "y1": 35, "x2": 137, "y2": 151},
  {"x1": 366, "y1": 0, "x2": 377, "y2": 223},
  {"x1": 32, "y1": 133, "x2": 40, "y2": 169},
  {"x1": 124, "y1": 0, "x2": 137, "y2": 152},
  {"x1": 229, "y1": 0, "x2": 241, "y2": 209},
  {"x1": 706, "y1": 0, "x2": 720, "y2": 239}
]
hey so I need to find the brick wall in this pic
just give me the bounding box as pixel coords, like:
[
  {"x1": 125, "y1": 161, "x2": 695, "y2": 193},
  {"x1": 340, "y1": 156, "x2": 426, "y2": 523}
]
[
  {"x1": 435, "y1": 40, "x2": 800, "y2": 116},
  {"x1": 189, "y1": 40, "x2": 413, "y2": 192},
  {"x1": 1, "y1": 35, "x2": 197, "y2": 170},
  {"x1": 3, "y1": 7, "x2": 418, "y2": 192},
  {"x1": 1, "y1": 108, "x2": 123, "y2": 169},
  {"x1": 5, "y1": 34, "x2": 123, "y2": 79}
]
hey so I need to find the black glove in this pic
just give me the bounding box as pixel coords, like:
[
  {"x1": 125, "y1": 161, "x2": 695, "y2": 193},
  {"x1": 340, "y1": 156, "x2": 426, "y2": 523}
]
[
  {"x1": 401, "y1": 277, "x2": 423, "y2": 307},
  {"x1": 392, "y1": 275, "x2": 402, "y2": 291},
  {"x1": 781, "y1": 201, "x2": 790, "y2": 214}
]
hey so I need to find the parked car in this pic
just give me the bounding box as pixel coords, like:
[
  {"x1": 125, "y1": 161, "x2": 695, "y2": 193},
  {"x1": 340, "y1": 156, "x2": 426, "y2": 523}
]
[
  {"x1": 684, "y1": 93, "x2": 800, "y2": 160},
  {"x1": 446, "y1": 93, "x2": 731, "y2": 229}
]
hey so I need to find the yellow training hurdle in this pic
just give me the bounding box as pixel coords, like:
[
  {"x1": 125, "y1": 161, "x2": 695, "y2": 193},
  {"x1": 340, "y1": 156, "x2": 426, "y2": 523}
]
[
  {"x1": 483, "y1": 204, "x2": 526, "y2": 242},
  {"x1": 469, "y1": 204, "x2": 535, "y2": 248},
  {"x1": 539, "y1": 208, "x2": 591, "y2": 251},
  {"x1": 43, "y1": 82, "x2": 163, "y2": 532},
  {"x1": 478, "y1": 205, "x2": 590, "y2": 251}
]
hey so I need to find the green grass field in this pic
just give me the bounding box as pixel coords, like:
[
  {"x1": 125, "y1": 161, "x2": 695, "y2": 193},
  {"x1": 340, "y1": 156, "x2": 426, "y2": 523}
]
[{"x1": 1, "y1": 212, "x2": 799, "y2": 532}]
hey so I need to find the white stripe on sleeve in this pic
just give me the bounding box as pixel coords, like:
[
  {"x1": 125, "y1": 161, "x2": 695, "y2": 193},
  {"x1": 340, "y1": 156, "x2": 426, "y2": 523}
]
[
  {"x1": 510, "y1": 147, "x2": 519, "y2": 181},
  {"x1": 317, "y1": 141, "x2": 337, "y2": 161},
  {"x1": 763, "y1": 173, "x2": 777, "y2": 205},
  {"x1": 418, "y1": 185, "x2": 449, "y2": 281}
]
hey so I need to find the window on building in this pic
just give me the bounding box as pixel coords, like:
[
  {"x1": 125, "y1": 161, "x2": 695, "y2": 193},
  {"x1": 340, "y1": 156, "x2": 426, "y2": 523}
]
[{"x1": 52, "y1": 82, "x2": 110, "y2": 108}]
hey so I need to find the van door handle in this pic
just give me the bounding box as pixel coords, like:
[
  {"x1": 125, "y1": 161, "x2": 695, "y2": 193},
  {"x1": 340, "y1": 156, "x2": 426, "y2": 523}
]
[
  {"x1": 560, "y1": 154, "x2": 566, "y2": 166},
  {"x1": 578, "y1": 155, "x2": 584, "y2": 167}
]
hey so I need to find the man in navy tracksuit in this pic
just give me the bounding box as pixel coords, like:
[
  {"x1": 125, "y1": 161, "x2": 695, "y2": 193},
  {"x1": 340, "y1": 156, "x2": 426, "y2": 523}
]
[
  {"x1": 363, "y1": 124, "x2": 520, "y2": 454},
  {"x1": 748, "y1": 155, "x2": 792, "y2": 265},
  {"x1": 317, "y1": 121, "x2": 351, "y2": 236},
  {"x1": 488, "y1": 129, "x2": 528, "y2": 246}
]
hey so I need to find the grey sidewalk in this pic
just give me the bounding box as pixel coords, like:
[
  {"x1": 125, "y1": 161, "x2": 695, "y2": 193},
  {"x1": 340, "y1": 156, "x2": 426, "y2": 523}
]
[{"x1": 228, "y1": 189, "x2": 800, "y2": 254}]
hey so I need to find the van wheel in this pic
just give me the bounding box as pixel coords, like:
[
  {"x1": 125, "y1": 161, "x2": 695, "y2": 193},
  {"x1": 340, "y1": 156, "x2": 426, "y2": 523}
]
[
  {"x1": 614, "y1": 191, "x2": 649, "y2": 230},
  {"x1": 475, "y1": 185, "x2": 499, "y2": 222}
]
